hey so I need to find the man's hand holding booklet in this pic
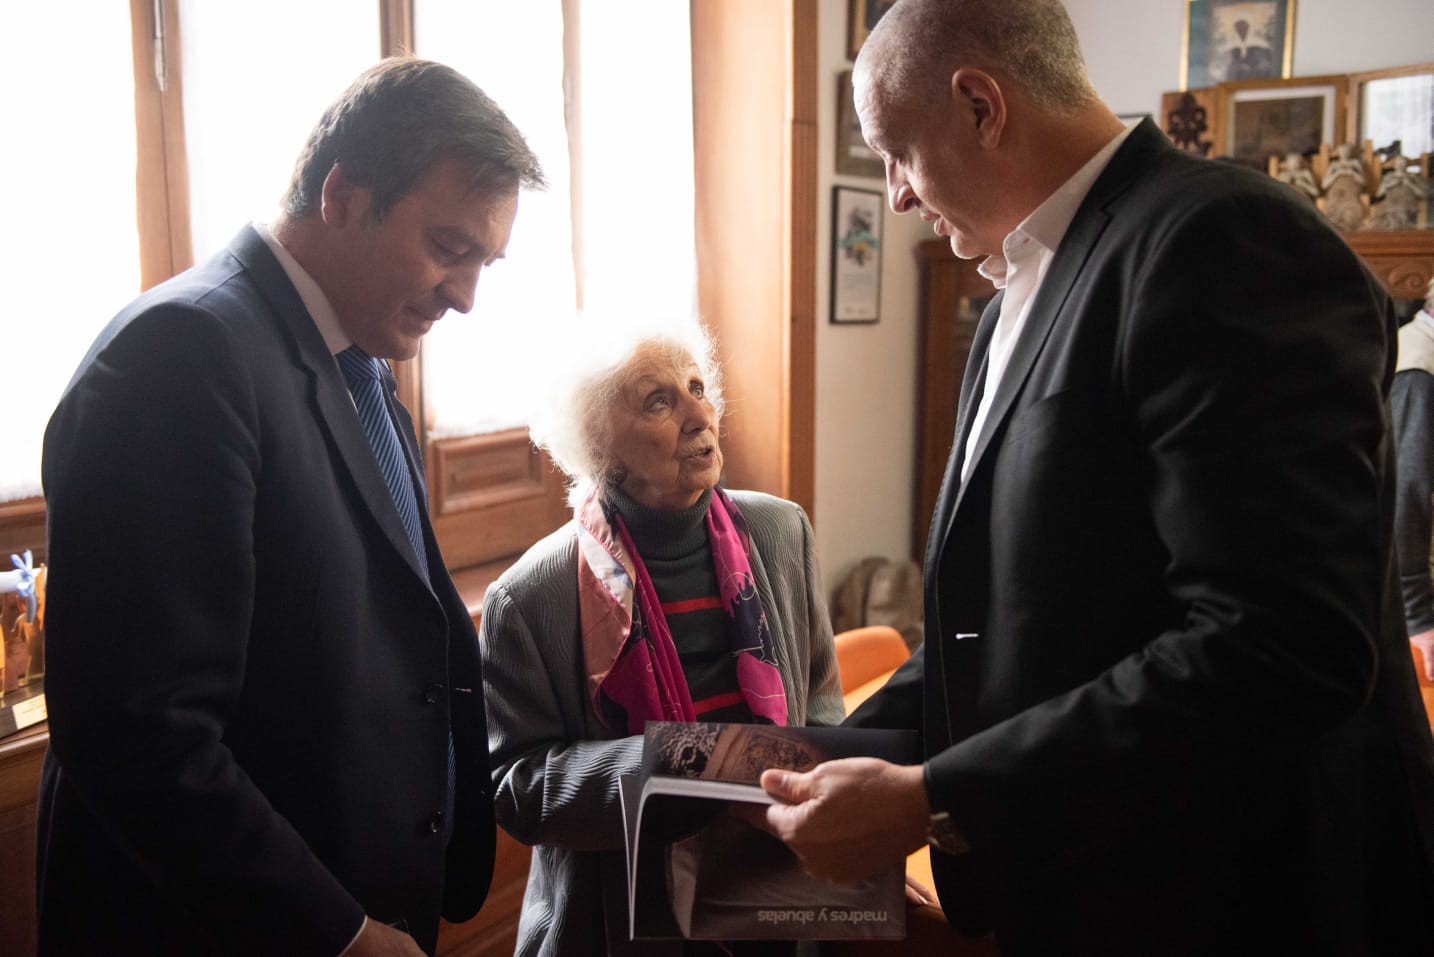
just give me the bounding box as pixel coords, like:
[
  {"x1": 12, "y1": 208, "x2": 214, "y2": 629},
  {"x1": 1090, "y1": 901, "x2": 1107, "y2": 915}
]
[{"x1": 618, "y1": 721, "x2": 919, "y2": 941}]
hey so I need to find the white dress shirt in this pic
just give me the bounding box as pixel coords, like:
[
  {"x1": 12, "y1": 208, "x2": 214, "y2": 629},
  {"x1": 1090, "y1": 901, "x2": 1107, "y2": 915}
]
[
  {"x1": 960, "y1": 122, "x2": 1137, "y2": 483},
  {"x1": 253, "y1": 220, "x2": 352, "y2": 358}
]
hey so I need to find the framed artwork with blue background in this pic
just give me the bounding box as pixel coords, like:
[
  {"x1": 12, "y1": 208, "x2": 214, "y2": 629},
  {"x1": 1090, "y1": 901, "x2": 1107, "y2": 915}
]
[{"x1": 1182, "y1": 0, "x2": 1295, "y2": 90}]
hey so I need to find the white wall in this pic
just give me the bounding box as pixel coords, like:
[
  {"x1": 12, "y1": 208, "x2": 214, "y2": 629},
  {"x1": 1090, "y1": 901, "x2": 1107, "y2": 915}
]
[
  {"x1": 1067, "y1": 0, "x2": 1433, "y2": 115},
  {"x1": 813, "y1": 0, "x2": 932, "y2": 592},
  {"x1": 811, "y1": 0, "x2": 1431, "y2": 596}
]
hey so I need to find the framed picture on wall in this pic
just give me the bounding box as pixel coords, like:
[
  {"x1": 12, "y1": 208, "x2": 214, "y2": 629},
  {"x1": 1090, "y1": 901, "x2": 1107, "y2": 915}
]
[
  {"x1": 1181, "y1": 0, "x2": 1295, "y2": 90},
  {"x1": 830, "y1": 187, "x2": 883, "y2": 324},
  {"x1": 847, "y1": 0, "x2": 896, "y2": 60},
  {"x1": 1347, "y1": 62, "x2": 1434, "y2": 158},
  {"x1": 836, "y1": 70, "x2": 884, "y2": 177},
  {"x1": 1218, "y1": 75, "x2": 1344, "y2": 170}
]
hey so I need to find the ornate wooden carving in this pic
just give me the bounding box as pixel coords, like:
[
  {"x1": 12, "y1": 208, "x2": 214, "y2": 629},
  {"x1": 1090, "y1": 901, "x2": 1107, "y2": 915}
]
[
  {"x1": 427, "y1": 429, "x2": 570, "y2": 572},
  {"x1": 1348, "y1": 229, "x2": 1434, "y2": 300},
  {"x1": 0, "y1": 725, "x2": 47, "y2": 957},
  {"x1": 1161, "y1": 88, "x2": 1218, "y2": 157}
]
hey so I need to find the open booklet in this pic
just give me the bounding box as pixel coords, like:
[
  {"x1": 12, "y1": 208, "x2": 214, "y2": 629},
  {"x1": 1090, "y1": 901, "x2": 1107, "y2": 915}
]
[{"x1": 619, "y1": 721, "x2": 920, "y2": 941}]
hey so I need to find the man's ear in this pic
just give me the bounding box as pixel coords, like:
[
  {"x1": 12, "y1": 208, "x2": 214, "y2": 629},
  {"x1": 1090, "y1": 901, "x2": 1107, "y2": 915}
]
[
  {"x1": 952, "y1": 67, "x2": 1007, "y2": 149},
  {"x1": 319, "y1": 162, "x2": 362, "y2": 228}
]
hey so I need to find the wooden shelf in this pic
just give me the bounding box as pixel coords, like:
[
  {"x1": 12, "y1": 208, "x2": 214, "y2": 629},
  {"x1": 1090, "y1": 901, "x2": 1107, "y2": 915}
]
[
  {"x1": 0, "y1": 723, "x2": 49, "y2": 957},
  {"x1": 1346, "y1": 229, "x2": 1434, "y2": 301}
]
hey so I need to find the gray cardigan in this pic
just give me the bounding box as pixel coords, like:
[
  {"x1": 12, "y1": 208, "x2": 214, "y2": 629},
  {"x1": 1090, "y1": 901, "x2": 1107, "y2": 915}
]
[
  {"x1": 1394, "y1": 311, "x2": 1434, "y2": 636},
  {"x1": 479, "y1": 490, "x2": 844, "y2": 956}
]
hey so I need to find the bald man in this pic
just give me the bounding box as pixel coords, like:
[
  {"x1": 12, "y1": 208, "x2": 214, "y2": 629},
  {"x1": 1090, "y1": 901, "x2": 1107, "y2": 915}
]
[{"x1": 761, "y1": 1, "x2": 1434, "y2": 953}]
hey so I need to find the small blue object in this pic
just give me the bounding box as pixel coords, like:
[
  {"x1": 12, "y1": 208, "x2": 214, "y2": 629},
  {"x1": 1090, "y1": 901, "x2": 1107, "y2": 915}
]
[{"x1": 9, "y1": 550, "x2": 36, "y2": 623}]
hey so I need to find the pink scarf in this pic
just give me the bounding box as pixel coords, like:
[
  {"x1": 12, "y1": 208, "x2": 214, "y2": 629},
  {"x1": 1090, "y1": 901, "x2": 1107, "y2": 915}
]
[{"x1": 576, "y1": 487, "x2": 787, "y2": 734}]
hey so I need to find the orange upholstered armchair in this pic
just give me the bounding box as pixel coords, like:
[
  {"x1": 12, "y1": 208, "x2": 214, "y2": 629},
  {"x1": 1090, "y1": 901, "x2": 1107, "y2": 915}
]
[
  {"x1": 828, "y1": 626, "x2": 998, "y2": 956},
  {"x1": 834, "y1": 625, "x2": 911, "y2": 714}
]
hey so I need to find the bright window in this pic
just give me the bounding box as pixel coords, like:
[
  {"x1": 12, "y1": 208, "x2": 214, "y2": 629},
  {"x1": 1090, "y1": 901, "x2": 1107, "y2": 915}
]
[
  {"x1": 0, "y1": 0, "x2": 697, "y2": 514},
  {"x1": 0, "y1": 2, "x2": 140, "y2": 501},
  {"x1": 415, "y1": 0, "x2": 696, "y2": 438},
  {"x1": 414, "y1": 0, "x2": 580, "y2": 437},
  {"x1": 179, "y1": 0, "x2": 381, "y2": 262},
  {"x1": 574, "y1": 0, "x2": 696, "y2": 322}
]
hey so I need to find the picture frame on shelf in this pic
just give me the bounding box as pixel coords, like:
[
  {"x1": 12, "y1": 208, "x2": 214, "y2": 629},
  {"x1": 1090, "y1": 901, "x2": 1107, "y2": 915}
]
[
  {"x1": 0, "y1": 556, "x2": 45, "y2": 740},
  {"x1": 1218, "y1": 75, "x2": 1345, "y2": 170},
  {"x1": 847, "y1": 0, "x2": 896, "y2": 61},
  {"x1": 1347, "y1": 63, "x2": 1434, "y2": 159},
  {"x1": 830, "y1": 187, "x2": 883, "y2": 325},
  {"x1": 1181, "y1": 0, "x2": 1295, "y2": 90},
  {"x1": 836, "y1": 71, "x2": 884, "y2": 178},
  {"x1": 1161, "y1": 87, "x2": 1221, "y2": 156}
]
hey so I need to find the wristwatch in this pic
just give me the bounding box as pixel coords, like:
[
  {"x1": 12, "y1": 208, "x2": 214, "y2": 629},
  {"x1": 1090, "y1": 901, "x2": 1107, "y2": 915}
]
[{"x1": 926, "y1": 810, "x2": 971, "y2": 855}]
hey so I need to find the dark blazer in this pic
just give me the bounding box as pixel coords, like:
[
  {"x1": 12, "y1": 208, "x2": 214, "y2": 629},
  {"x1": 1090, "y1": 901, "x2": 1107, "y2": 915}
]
[
  {"x1": 853, "y1": 121, "x2": 1434, "y2": 955},
  {"x1": 36, "y1": 226, "x2": 494, "y2": 956}
]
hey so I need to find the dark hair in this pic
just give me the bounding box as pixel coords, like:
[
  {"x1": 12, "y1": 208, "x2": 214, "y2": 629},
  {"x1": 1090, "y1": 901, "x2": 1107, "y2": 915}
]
[{"x1": 281, "y1": 57, "x2": 546, "y2": 222}]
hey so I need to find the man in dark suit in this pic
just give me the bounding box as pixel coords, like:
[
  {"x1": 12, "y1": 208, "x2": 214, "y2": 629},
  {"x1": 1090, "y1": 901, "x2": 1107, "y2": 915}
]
[
  {"x1": 36, "y1": 58, "x2": 544, "y2": 956},
  {"x1": 762, "y1": 1, "x2": 1434, "y2": 953}
]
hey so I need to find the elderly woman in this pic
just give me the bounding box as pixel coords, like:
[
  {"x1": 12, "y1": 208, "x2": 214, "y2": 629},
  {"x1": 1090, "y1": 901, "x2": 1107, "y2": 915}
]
[{"x1": 480, "y1": 322, "x2": 843, "y2": 956}]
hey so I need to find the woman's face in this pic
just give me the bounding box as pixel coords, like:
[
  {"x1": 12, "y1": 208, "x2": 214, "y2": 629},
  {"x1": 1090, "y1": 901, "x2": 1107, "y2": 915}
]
[{"x1": 608, "y1": 344, "x2": 723, "y2": 510}]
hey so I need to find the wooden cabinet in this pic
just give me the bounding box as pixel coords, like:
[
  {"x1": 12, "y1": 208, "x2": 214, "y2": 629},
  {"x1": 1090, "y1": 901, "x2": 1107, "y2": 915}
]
[
  {"x1": 1346, "y1": 229, "x2": 1434, "y2": 303},
  {"x1": 0, "y1": 724, "x2": 46, "y2": 957}
]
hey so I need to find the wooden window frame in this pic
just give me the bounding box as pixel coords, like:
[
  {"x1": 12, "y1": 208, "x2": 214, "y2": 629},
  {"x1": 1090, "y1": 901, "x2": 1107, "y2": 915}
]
[
  {"x1": 2, "y1": 0, "x2": 192, "y2": 563},
  {"x1": 2, "y1": 0, "x2": 572, "y2": 586},
  {"x1": 690, "y1": 0, "x2": 817, "y2": 518},
  {"x1": 0, "y1": 11, "x2": 818, "y2": 957},
  {"x1": 379, "y1": 2, "x2": 569, "y2": 592},
  {"x1": 5, "y1": 0, "x2": 818, "y2": 599}
]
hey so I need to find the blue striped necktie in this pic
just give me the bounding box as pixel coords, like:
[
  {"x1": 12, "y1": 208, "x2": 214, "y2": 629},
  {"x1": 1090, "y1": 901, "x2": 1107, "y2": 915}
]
[
  {"x1": 336, "y1": 346, "x2": 430, "y2": 581},
  {"x1": 337, "y1": 346, "x2": 454, "y2": 829}
]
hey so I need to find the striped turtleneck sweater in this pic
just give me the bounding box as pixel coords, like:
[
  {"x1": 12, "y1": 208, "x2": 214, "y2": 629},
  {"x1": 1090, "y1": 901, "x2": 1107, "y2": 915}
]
[{"x1": 605, "y1": 485, "x2": 753, "y2": 724}]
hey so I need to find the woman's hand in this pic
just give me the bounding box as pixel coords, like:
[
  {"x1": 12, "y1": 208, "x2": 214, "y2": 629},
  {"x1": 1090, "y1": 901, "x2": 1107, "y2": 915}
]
[
  {"x1": 341, "y1": 918, "x2": 425, "y2": 957},
  {"x1": 904, "y1": 873, "x2": 938, "y2": 907},
  {"x1": 1413, "y1": 629, "x2": 1434, "y2": 681}
]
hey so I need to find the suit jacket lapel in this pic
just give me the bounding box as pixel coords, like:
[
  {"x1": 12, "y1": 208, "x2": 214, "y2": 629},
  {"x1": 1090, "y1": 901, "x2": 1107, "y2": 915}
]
[
  {"x1": 947, "y1": 211, "x2": 1110, "y2": 525},
  {"x1": 924, "y1": 291, "x2": 1001, "y2": 577},
  {"x1": 226, "y1": 226, "x2": 434, "y2": 586},
  {"x1": 940, "y1": 120, "x2": 1164, "y2": 553},
  {"x1": 943, "y1": 121, "x2": 1165, "y2": 526},
  {"x1": 921, "y1": 290, "x2": 1002, "y2": 677}
]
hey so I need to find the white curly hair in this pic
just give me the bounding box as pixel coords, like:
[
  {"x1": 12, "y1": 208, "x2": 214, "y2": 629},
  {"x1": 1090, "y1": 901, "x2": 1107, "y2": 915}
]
[{"x1": 527, "y1": 315, "x2": 725, "y2": 507}]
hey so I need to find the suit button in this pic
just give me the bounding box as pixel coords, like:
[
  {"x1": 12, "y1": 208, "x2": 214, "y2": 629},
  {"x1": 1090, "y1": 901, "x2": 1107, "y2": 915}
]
[
  {"x1": 424, "y1": 683, "x2": 444, "y2": 704},
  {"x1": 428, "y1": 812, "x2": 445, "y2": 833}
]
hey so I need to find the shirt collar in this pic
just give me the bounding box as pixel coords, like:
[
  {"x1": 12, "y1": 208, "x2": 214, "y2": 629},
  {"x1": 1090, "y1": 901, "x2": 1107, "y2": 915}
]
[
  {"x1": 977, "y1": 121, "x2": 1138, "y2": 289},
  {"x1": 253, "y1": 220, "x2": 352, "y2": 357}
]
